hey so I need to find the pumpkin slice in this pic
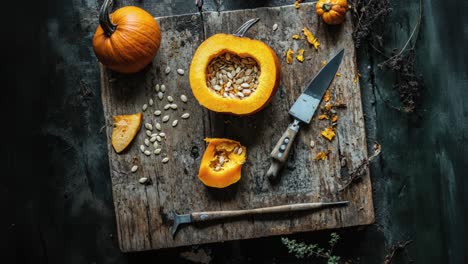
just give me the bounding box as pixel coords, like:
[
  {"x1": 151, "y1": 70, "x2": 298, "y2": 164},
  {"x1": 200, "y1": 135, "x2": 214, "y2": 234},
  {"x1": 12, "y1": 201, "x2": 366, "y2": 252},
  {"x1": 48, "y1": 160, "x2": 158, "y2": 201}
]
[
  {"x1": 190, "y1": 33, "x2": 280, "y2": 115},
  {"x1": 198, "y1": 138, "x2": 247, "y2": 188},
  {"x1": 111, "y1": 113, "x2": 143, "y2": 153}
]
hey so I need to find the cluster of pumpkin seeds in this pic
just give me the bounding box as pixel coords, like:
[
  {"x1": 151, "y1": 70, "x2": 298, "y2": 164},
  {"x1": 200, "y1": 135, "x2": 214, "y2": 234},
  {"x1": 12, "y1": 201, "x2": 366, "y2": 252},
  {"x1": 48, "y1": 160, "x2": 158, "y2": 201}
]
[
  {"x1": 206, "y1": 53, "x2": 260, "y2": 99},
  {"x1": 212, "y1": 146, "x2": 243, "y2": 172},
  {"x1": 139, "y1": 83, "x2": 190, "y2": 167}
]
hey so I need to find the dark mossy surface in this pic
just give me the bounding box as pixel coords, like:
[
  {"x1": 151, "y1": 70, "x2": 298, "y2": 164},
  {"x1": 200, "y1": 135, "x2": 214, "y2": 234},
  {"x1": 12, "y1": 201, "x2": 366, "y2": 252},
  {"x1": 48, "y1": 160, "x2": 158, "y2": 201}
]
[{"x1": 2, "y1": 0, "x2": 466, "y2": 263}]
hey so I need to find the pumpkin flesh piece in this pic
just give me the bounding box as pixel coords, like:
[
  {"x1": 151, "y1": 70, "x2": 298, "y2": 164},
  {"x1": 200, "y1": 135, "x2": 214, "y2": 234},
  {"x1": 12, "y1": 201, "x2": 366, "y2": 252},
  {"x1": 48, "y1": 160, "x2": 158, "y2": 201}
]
[
  {"x1": 198, "y1": 138, "x2": 246, "y2": 188},
  {"x1": 190, "y1": 34, "x2": 280, "y2": 115},
  {"x1": 111, "y1": 113, "x2": 142, "y2": 153}
]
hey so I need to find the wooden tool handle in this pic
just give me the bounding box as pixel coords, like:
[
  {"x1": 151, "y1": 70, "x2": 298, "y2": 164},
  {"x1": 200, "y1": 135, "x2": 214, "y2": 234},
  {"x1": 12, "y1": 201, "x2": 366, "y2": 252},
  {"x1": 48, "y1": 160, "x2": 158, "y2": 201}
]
[
  {"x1": 191, "y1": 202, "x2": 348, "y2": 222},
  {"x1": 266, "y1": 120, "x2": 300, "y2": 181}
]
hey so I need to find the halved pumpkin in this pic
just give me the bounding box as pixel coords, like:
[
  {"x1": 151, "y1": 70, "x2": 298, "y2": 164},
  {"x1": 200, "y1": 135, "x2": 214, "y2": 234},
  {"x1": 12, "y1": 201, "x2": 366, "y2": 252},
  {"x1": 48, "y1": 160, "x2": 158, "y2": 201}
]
[
  {"x1": 189, "y1": 33, "x2": 280, "y2": 115},
  {"x1": 111, "y1": 113, "x2": 142, "y2": 153},
  {"x1": 198, "y1": 138, "x2": 247, "y2": 188}
]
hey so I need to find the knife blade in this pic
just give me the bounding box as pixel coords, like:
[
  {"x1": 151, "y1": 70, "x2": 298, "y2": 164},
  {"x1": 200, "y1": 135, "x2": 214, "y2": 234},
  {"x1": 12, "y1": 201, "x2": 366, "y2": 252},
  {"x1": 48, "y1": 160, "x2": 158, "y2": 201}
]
[{"x1": 266, "y1": 49, "x2": 345, "y2": 181}]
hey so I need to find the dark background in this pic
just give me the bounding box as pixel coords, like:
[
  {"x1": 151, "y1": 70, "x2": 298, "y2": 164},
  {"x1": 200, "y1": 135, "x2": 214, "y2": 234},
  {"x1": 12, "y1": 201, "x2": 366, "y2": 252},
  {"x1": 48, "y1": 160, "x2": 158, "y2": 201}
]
[{"x1": 1, "y1": 0, "x2": 467, "y2": 263}]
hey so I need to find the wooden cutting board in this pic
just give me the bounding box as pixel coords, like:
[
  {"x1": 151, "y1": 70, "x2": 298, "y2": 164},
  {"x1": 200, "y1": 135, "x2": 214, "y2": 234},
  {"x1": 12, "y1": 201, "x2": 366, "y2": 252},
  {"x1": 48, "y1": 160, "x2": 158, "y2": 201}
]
[{"x1": 100, "y1": 3, "x2": 374, "y2": 252}]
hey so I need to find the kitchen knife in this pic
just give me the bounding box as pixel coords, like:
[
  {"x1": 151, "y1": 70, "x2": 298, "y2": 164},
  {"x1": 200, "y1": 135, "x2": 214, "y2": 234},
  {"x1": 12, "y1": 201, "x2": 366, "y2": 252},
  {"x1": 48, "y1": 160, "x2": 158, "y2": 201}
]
[{"x1": 266, "y1": 49, "x2": 345, "y2": 181}]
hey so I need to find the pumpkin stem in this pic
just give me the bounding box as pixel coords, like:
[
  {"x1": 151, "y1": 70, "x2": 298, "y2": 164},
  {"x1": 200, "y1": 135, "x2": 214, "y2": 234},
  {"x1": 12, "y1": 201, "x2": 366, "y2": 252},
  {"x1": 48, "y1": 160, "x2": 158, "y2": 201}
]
[
  {"x1": 234, "y1": 18, "x2": 260, "y2": 37},
  {"x1": 99, "y1": 0, "x2": 117, "y2": 36},
  {"x1": 322, "y1": 3, "x2": 333, "y2": 12}
]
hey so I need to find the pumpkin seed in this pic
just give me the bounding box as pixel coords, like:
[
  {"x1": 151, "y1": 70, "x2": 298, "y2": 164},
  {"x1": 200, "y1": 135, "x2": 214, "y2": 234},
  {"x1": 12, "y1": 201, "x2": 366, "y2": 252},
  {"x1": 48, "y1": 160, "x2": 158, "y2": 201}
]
[
  {"x1": 153, "y1": 141, "x2": 159, "y2": 148},
  {"x1": 155, "y1": 123, "x2": 162, "y2": 130},
  {"x1": 170, "y1": 104, "x2": 178, "y2": 110},
  {"x1": 155, "y1": 84, "x2": 160, "y2": 92},
  {"x1": 131, "y1": 165, "x2": 138, "y2": 173},
  {"x1": 167, "y1": 96, "x2": 174, "y2": 102},
  {"x1": 237, "y1": 147, "x2": 243, "y2": 155},
  {"x1": 154, "y1": 110, "x2": 162, "y2": 116},
  {"x1": 161, "y1": 84, "x2": 166, "y2": 92},
  {"x1": 159, "y1": 132, "x2": 166, "y2": 137},
  {"x1": 154, "y1": 148, "x2": 161, "y2": 155},
  {"x1": 241, "y1": 83, "x2": 250, "y2": 88},
  {"x1": 165, "y1": 66, "x2": 171, "y2": 74},
  {"x1": 155, "y1": 135, "x2": 161, "y2": 142},
  {"x1": 158, "y1": 92, "x2": 164, "y2": 100},
  {"x1": 162, "y1": 157, "x2": 169, "y2": 163},
  {"x1": 242, "y1": 89, "x2": 252, "y2": 95},
  {"x1": 172, "y1": 120, "x2": 178, "y2": 127},
  {"x1": 145, "y1": 123, "x2": 153, "y2": 130},
  {"x1": 150, "y1": 136, "x2": 157, "y2": 143},
  {"x1": 273, "y1": 23, "x2": 278, "y2": 31},
  {"x1": 142, "y1": 104, "x2": 148, "y2": 111},
  {"x1": 177, "y1": 69, "x2": 185, "y2": 75},
  {"x1": 181, "y1": 113, "x2": 190, "y2": 119},
  {"x1": 162, "y1": 115, "x2": 170, "y2": 122},
  {"x1": 140, "y1": 145, "x2": 145, "y2": 153},
  {"x1": 309, "y1": 140, "x2": 315, "y2": 148},
  {"x1": 138, "y1": 177, "x2": 149, "y2": 184},
  {"x1": 237, "y1": 92, "x2": 244, "y2": 98},
  {"x1": 214, "y1": 85, "x2": 221, "y2": 91},
  {"x1": 164, "y1": 104, "x2": 171, "y2": 110},
  {"x1": 146, "y1": 130, "x2": 152, "y2": 137},
  {"x1": 144, "y1": 138, "x2": 150, "y2": 146},
  {"x1": 144, "y1": 150, "x2": 151, "y2": 156},
  {"x1": 180, "y1": 95, "x2": 188, "y2": 102}
]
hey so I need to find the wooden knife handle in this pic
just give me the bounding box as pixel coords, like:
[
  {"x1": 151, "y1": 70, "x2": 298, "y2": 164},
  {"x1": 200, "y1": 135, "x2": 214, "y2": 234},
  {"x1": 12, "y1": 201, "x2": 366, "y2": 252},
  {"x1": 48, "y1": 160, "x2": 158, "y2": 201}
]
[
  {"x1": 191, "y1": 202, "x2": 348, "y2": 222},
  {"x1": 266, "y1": 120, "x2": 300, "y2": 181}
]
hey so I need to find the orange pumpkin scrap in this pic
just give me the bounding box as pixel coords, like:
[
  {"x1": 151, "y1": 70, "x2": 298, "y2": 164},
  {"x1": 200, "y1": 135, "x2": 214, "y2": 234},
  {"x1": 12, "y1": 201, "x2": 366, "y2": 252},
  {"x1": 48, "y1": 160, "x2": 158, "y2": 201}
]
[
  {"x1": 321, "y1": 127, "x2": 336, "y2": 141},
  {"x1": 316, "y1": 0, "x2": 349, "y2": 25},
  {"x1": 303, "y1": 27, "x2": 320, "y2": 49},
  {"x1": 296, "y1": 49, "x2": 305, "y2": 62},
  {"x1": 198, "y1": 138, "x2": 247, "y2": 188},
  {"x1": 318, "y1": 114, "x2": 329, "y2": 120},
  {"x1": 111, "y1": 113, "x2": 142, "y2": 153},
  {"x1": 314, "y1": 151, "x2": 329, "y2": 161},
  {"x1": 93, "y1": 0, "x2": 161, "y2": 73},
  {"x1": 189, "y1": 19, "x2": 280, "y2": 115},
  {"x1": 286, "y1": 48, "x2": 295, "y2": 64}
]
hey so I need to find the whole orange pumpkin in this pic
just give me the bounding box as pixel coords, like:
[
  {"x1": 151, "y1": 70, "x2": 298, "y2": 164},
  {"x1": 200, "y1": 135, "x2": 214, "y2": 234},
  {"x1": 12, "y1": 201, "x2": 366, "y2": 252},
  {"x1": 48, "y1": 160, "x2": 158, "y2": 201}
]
[
  {"x1": 93, "y1": 0, "x2": 161, "y2": 74},
  {"x1": 316, "y1": 0, "x2": 349, "y2": 25}
]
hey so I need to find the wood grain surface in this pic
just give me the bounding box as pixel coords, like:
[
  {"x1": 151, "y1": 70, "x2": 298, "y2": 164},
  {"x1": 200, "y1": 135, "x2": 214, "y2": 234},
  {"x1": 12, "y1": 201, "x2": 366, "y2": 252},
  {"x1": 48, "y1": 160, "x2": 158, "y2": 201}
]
[{"x1": 100, "y1": 3, "x2": 374, "y2": 252}]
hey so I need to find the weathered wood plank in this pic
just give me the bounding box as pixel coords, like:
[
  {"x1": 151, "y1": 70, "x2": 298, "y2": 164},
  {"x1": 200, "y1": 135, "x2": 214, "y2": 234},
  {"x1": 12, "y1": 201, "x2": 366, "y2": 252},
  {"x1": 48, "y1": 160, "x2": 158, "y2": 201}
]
[{"x1": 100, "y1": 3, "x2": 373, "y2": 252}]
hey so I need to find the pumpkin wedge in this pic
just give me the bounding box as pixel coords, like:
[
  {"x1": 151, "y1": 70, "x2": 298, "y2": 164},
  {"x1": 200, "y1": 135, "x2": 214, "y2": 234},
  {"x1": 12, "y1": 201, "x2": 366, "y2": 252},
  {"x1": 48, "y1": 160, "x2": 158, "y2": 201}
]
[
  {"x1": 198, "y1": 138, "x2": 247, "y2": 188},
  {"x1": 111, "y1": 113, "x2": 142, "y2": 153},
  {"x1": 189, "y1": 19, "x2": 280, "y2": 115}
]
